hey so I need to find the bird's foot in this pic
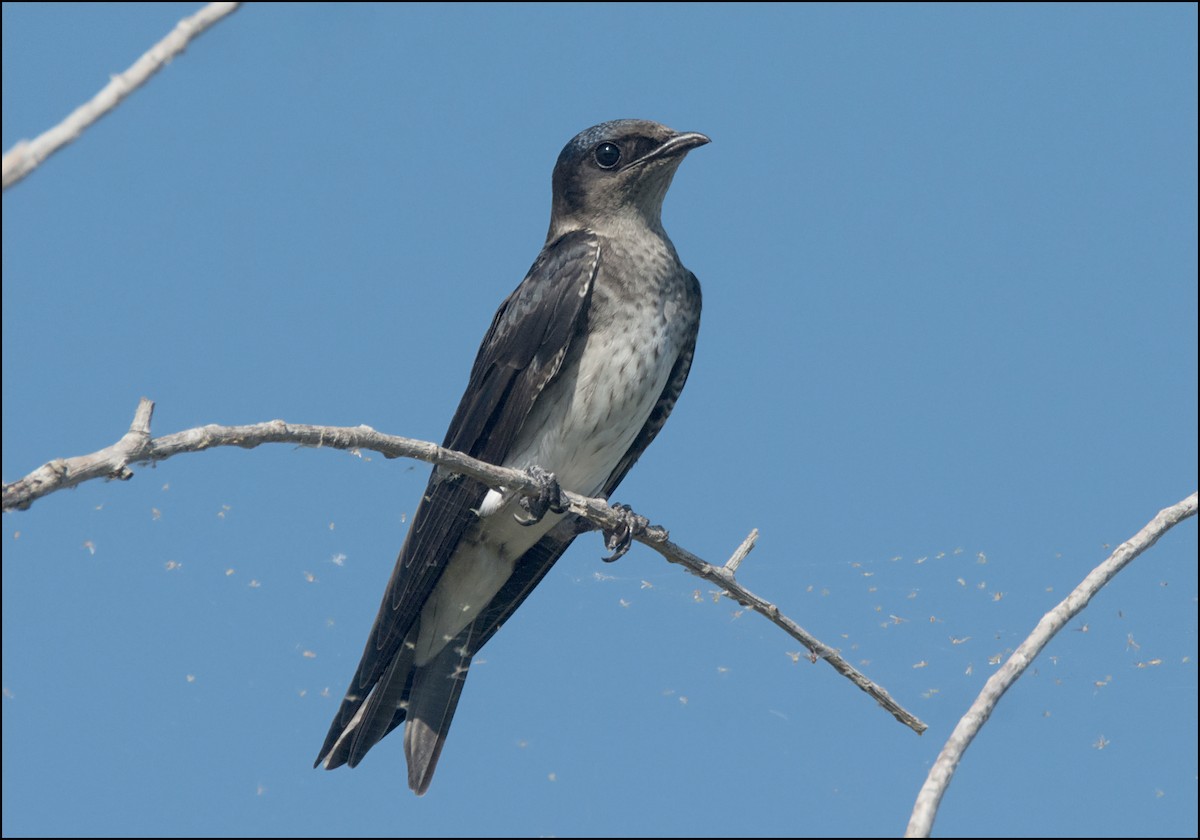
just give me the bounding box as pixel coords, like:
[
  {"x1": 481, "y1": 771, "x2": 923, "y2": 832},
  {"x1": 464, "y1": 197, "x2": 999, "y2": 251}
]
[
  {"x1": 514, "y1": 466, "x2": 567, "y2": 525},
  {"x1": 602, "y1": 504, "x2": 649, "y2": 562}
]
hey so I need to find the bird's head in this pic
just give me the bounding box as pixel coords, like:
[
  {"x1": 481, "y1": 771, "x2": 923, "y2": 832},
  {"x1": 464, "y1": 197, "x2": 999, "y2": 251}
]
[{"x1": 548, "y1": 119, "x2": 709, "y2": 241}]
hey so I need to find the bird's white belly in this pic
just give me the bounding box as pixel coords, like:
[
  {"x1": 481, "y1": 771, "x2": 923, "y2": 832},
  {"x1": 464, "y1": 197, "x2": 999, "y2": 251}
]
[{"x1": 413, "y1": 506, "x2": 550, "y2": 665}]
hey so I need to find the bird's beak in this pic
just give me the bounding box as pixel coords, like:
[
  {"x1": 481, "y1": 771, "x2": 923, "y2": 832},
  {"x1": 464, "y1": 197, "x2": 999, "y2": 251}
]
[{"x1": 633, "y1": 131, "x2": 711, "y2": 166}]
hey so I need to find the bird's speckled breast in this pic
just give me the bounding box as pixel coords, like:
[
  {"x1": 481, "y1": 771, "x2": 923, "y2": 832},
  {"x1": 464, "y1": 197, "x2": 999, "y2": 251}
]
[{"x1": 505, "y1": 231, "x2": 699, "y2": 496}]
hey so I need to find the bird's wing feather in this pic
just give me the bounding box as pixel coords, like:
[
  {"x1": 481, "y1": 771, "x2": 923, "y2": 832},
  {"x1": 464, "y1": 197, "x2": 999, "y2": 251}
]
[
  {"x1": 315, "y1": 230, "x2": 603, "y2": 769},
  {"x1": 444, "y1": 230, "x2": 604, "y2": 461}
]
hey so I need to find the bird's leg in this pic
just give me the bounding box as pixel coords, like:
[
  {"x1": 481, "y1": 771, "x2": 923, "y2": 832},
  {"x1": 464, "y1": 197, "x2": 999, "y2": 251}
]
[
  {"x1": 514, "y1": 465, "x2": 567, "y2": 525},
  {"x1": 601, "y1": 503, "x2": 650, "y2": 562}
]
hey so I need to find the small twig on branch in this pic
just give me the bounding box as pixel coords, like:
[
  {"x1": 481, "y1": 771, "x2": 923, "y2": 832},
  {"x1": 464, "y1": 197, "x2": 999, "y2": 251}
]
[
  {"x1": 725, "y1": 527, "x2": 758, "y2": 573},
  {"x1": 904, "y1": 490, "x2": 1199, "y2": 838},
  {"x1": 2, "y1": 2, "x2": 241, "y2": 191},
  {"x1": 4, "y1": 397, "x2": 928, "y2": 736}
]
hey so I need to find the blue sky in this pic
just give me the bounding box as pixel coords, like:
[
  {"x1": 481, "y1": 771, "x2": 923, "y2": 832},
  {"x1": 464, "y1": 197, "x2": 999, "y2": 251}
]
[{"x1": 2, "y1": 3, "x2": 1196, "y2": 837}]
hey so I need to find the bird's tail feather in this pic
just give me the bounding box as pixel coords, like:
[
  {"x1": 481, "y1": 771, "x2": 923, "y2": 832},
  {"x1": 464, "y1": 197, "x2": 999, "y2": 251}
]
[
  {"x1": 315, "y1": 631, "x2": 417, "y2": 771},
  {"x1": 346, "y1": 642, "x2": 417, "y2": 768},
  {"x1": 403, "y1": 627, "x2": 473, "y2": 795}
]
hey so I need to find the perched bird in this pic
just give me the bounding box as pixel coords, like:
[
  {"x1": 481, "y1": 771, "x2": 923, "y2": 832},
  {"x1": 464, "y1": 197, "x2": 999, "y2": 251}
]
[{"x1": 315, "y1": 119, "x2": 708, "y2": 795}]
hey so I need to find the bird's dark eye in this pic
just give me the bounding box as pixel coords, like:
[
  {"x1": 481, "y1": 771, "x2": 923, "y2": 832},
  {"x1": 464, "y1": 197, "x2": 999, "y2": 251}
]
[{"x1": 594, "y1": 142, "x2": 621, "y2": 169}]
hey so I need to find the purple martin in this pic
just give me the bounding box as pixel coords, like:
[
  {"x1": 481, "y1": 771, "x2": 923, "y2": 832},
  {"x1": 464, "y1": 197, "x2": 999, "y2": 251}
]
[{"x1": 315, "y1": 119, "x2": 707, "y2": 795}]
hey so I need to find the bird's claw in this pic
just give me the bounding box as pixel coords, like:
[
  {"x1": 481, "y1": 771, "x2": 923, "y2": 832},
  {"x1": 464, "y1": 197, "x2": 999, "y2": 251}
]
[
  {"x1": 514, "y1": 466, "x2": 567, "y2": 525},
  {"x1": 601, "y1": 503, "x2": 649, "y2": 562}
]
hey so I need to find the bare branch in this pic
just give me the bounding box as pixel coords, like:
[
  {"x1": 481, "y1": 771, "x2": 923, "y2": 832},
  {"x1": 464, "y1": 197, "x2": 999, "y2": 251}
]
[
  {"x1": 3, "y1": 397, "x2": 929, "y2": 736},
  {"x1": 905, "y1": 491, "x2": 1199, "y2": 838},
  {"x1": 2, "y1": 2, "x2": 241, "y2": 191}
]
